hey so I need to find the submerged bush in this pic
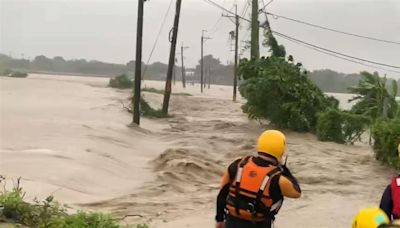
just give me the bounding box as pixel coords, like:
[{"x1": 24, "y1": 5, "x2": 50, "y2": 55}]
[
  {"x1": 140, "y1": 98, "x2": 170, "y2": 118},
  {"x1": 0, "y1": 70, "x2": 27, "y2": 78},
  {"x1": 316, "y1": 108, "x2": 370, "y2": 144},
  {"x1": 9, "y1": 71, "x2": 28, "y2": 78},
  {"x1": 142, "y1": 87, "x2": 191, "y2": 96},
  {"x1": 372, "y1": 118, "x2": 400, "y2": 169},
  {"x1": 122, "y1": 95, "x2": 170, "y2": 119},
  {"x1": 109, "y1": 74, "x2": 133, "y2": 89}
]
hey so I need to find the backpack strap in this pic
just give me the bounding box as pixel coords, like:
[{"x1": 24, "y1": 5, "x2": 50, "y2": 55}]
[
  {"x1": 235, "y1": 156, "x2": 251, "y2": 215},
  {"x1": 252, "y1": 167, "x2": 282, "y2": 219}
]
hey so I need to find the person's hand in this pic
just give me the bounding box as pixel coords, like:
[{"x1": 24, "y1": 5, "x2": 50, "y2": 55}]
[
  {"x1": 280, "y1": 163, "x2": 293, "y2": 177},
  {"x1": 216, "y1": 222, "x2": 225, "y2": 228},
  {"x1": 281, "y1": 163, "x2": 290, "y2": 174}
]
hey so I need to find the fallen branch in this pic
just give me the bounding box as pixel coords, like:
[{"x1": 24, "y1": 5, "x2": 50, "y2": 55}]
[{"x1": 119, "y1": 100, "x2": 133, "y2": 114}]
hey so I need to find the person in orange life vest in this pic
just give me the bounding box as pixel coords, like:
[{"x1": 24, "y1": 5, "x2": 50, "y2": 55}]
[
  {"x1": 379, "y1": 143, "x2": 400, "y2": 221},
  {"x1": 215, "y1": 130, "x2": 301, "y2": 228}
]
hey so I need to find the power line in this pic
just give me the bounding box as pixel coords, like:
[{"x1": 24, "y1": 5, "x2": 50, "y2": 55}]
[
  {"x1": 266, "y1": 12, "x2": 400, "y2": 45},
  {"x1": 240, "y1": 0, "x2": 250, "y2": 17},
  {"x1": 260, "y1": 0, "x2": 271, "y2": 27},
  {"x1": 209, "y1": 0, "x2": 228, "y2": 33},
  {"x1": 209, "y1": 15, "x2": 224, "y2": 33},
  {"x1": 209, "y1": 1, "x2": 238, "y2": 34},
  {"x1": 275, "y1": 32, "x2": 400, "y2": 74},
  {"x1": 202, "y1": 0, "x2": 237, "y2": 16},
  {"x1": 260, "y1": 0, "x2": 274, "y2": 11},
  {"x1": 143, "y1": 0, "x2": 174, "y2": 76},
  {"x1": 202, "y1": 0, "x2": 400, "y2": 70},
  {"x1": 272, "y1": 31, "x2": 400, "y2": 69}
]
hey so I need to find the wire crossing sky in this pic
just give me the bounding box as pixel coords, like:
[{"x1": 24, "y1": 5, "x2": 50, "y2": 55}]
[{"x1": 1, "y1": 0, "x2": 399, "y2": 78}]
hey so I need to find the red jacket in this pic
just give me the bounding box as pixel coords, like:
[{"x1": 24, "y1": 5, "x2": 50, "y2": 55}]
[{"x1": 391, "y1": 177, "x2": 400, "y2": 218}]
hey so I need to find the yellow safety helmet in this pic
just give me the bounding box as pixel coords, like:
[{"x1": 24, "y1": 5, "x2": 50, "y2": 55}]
[
  {"x1": 352, "y1": 208, "x2": 389, "y2": 228},
  {"x1": 256, "y1": 130, "x2": 286, "y2": 160}
]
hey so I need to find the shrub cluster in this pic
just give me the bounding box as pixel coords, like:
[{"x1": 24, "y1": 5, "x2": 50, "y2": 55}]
[
  {"x1": 109, "y1": 74, "x2": 133, "y2": 89},
  {"x1": 371, "y1": 118, "x2": 400, "y2": 169},
  {"x1": 316, "y1": 108, "x2": 370, "y2": 144},
  {"x1": 0, "y1": 177, "x2": 149, "y2": 228}
]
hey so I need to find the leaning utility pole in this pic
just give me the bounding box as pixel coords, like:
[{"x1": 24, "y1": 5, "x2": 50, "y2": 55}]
[
  {"x1": 233, "y1": 6, "x2": 239, "y2": 101},
  {"x1": 173, "y1": 58, "x2": 176, "y2": 85},
  {"x1": 162, "y1": 0, "x2": 182, "y2": 114},
  {"x1": 180, "y1": 43, "x2": 189, "y2": 88},
  {"x1": 133, "y1": 0, "x2": 145, "y2": 125},
  {"x1": 251, "y1": 0, "x2": 259, "y2": 59},
  {"x1": 200, "y1": 30, "x2": 211, "y2": 93}
]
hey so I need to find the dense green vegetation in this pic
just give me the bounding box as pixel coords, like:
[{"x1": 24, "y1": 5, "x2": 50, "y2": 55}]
[
  {"x1": 316, "y1": 108, "x2": 370, "y2": 144},
  {"x1": 0, "y1": 177, "x2": 148, "y2": 227},
  {"x1": 109, "y1": 74, "x2": 133, "y2": 89},
  {"x1": 349, "y1": 72, "x2": 399, "y2": 120},
  {"x1": 239, "y1": 20, "x2": 399, "y2": 170},
  {"x1": 238, "y1": 56, "x2": 337, "y2": 132},
  {"x1": 372, "y1": 118, "x2": 400, "y2": 169},
  {"x1": 346, "y1": 72, "x2": 400, "y2": 169}
]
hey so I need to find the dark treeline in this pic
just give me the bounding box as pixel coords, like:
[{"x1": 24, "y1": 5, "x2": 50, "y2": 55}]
[
  {"x1": 308, "y1": 69, "x2": 400, "y2": 94},
  {"x1": 0, "y1": 53, "x2": 183, "y2": 80},
  {"x1": 1, "y1": 53, "x2": 399, "y2": 93}
]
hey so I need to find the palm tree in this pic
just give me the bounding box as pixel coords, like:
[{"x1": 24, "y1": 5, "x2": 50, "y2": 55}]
[{"x1": 349, "y1": 71, "x2": 398, "y2": 120}]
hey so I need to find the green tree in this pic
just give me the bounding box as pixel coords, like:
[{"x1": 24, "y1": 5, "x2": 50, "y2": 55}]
[
  {"x1": 238, "y1": 56, "x2": 337, "y2": 131},
  {"x1": 349, "y1": 71, "x2": 399, "y2": 120}
]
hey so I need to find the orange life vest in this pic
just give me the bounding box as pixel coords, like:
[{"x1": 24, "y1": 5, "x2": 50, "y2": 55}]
[{"x1": 226, "y1": 156, "x2": 283, "y2": 222}]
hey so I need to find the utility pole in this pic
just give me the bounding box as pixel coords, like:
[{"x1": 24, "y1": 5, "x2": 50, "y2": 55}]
[
  {"x1": 223, "y1": 5, "x2": 239, "y2": 101},
  {"x1": 180, "y1": 43, "x2": 189, "y2": 88},
  {"x1": 201, "y1": 32, "x2": 204, "y2": 93},
  {"x1": 251, "y1": 0, "x2": 259, "y2": 59},
  {"x1": 207, "y1": 66, "x2": 211, "y2": 89},
  {"x1": 173, "y1": 58, "x2": 176, "y2": 85},
  {"x1": 233, "y1": 6, "x2": 239, "y2": 101},
  {"x1": 133, "y1": 0, "x2": 145, "y2": 125},
  {"x1": 162, "y1": 0, "x2": 182, "y2": 114},
  {"x1": 201, "y1": 30, "x2": 211, "y2": 93}
]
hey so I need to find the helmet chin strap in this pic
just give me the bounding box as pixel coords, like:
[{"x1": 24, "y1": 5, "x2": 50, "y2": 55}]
[{"x1": 257, "y1": 153, "x2": 279, "y2": 166}]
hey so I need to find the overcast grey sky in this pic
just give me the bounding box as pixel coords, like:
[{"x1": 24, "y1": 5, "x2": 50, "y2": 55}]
[{"x1": 1, "y1": 0, "x2": 399, "y2": 78}]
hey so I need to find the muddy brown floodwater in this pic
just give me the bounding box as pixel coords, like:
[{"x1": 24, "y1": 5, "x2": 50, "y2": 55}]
[{"x1": 0, "y1": 74, "x2": 394, "y2": 227}]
